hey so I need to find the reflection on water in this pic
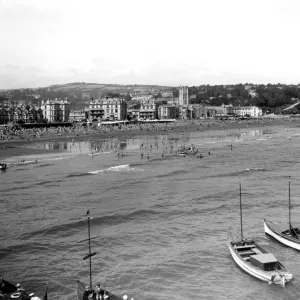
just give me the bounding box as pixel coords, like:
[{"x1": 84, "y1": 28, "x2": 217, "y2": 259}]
[{"x1": 26, "y1": 127, "x2": 280, "y2": 155}]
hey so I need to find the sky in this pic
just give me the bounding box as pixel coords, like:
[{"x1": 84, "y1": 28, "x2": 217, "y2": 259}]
[{"x1": 0, "y1": 0, "x2": 300, "y2": 89}]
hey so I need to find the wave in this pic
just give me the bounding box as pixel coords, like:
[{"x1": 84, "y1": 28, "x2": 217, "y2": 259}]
[
  {"x1": 89, "y1": 164, "x2": 134, "y2": 174},
  {"x1": 209, "y1": 168, "x2": 268, "y2": 179},
  {"x1": 16, "y1": 160, "x2": 37, "y2": 165},
  {"x1": 35, "y1": 179, "x2": 62, "y2": 186},
  {"x1": 155, "y1": 169, "x2": 193, "y2": 179},
  {"x1": 34, "y1": 163, "x2": 55, "y2": 168},
  {"x1": 67, "y1": 164, "x2": 139, "y2": 178},
  {"x1": 87, "y1": 151, "x2": 111, "y2": 156},
  {"x1": 245, "y1": 168, "x2": 268, "y2": 172},
  {"x1": 20, "y1": 208, "x2": 162, "y2": 239}
]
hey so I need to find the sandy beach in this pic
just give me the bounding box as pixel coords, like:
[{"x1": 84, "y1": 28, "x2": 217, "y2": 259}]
[{"x1": 0, "y1": 118, "x2": 298, "y2": 160}]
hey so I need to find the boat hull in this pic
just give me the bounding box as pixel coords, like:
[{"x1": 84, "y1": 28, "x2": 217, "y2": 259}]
[
  {"x1": 264, "y1": 219, "x2": 300, "y2": 251},
  {"x1": 227, "y1": 230, "x2": 292, "y2": 285}
]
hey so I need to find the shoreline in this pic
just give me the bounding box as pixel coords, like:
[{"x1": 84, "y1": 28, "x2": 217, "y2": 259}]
[{"x1": 0, "y1": 118, "x2": 299, "y2": 160}]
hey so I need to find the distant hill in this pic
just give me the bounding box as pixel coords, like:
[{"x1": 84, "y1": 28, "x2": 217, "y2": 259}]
[
  {"x1": 48, "y1": 82, "x2": 173, "y2": 95},
  {"x1": 0, "y1": 82, "x2": 175, "y2": 110}
]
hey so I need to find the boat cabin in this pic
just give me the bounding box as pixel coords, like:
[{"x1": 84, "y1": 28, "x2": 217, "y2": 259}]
[
  {"x1": 250, "y1": 253, "x2": 279, "y2": 271},
  {"x1": 232, "y1": 242, "x2": 281, "y2": 271}
]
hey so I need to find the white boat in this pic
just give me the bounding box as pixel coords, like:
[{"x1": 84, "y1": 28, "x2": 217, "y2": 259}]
[
  {"x1": 264, "y1": 219, "x2": 300, "y2": 251},
  {"x1": 228, "y1": 184, "x2": 293, "y2": 286},
  {"x1": 264, "y1": 177, "x2": 300, "y2": 250}
]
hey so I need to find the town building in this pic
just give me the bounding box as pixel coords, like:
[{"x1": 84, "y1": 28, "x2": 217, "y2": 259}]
[
  {"x1": 233, "y1": 106, "x2": 262, "y2": 117},
  {"x1": 89, "y1": 98, "x2": 127, "y2": 121},
  {"x1": 179, "y1": 86, "x2": 189, "y2": 106},
  {"x1": 0, "y1": 107, "x2": 10, "y2": 124},
  {"x1": 69, "y1": 109, "x2": 88, "y2": 122},
  {"x1": 130, "y1": 92, "x2": 153, "y2": 102},
  {"x1": 178, "y1": 105, "x2": 193, "y2": 119},
  {"x1": 41, "y1": 99, "x2": 70, "y2": 122},
  {"x1": 189, "y1": 104, "x2": 234, "y2": 118},
  {"x1": 139, "y1": 102, "x2": 158, "y2": 120},
  {"x1": 88, "y1": 99, "x2": 104, "y2": 121},
  {"x1": 167, "y1": 98, "x2": 179, "y2": 106},
  {"x1": 190, "y1": 104, "x2": 207, "y2": 119},
  {"x1": 161, "y1": 90, "x2": 174, "y2": 98},
  {"x1": 0, "y1": 105, "x2": 43, "y2": 124},
  {"x1": 158, "y1": 105, "x2": 178, "y2": 119},
  {"x1": 127, "y1": 109, "x2": 140, "y2": 120}
]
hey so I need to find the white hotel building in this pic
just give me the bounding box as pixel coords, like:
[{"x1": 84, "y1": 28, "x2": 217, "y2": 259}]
[
  {"x1": 89, "y1": 98, "x2": 127, "y2": 121},
  {"x1": 41, "y1": 99, "x2": 70, "y2": 122},
  {"x1": 233, "y1": 106, "x2": 262, "y2": 117}
]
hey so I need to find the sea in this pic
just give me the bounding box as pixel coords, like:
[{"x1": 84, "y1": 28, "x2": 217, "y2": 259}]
[{"x1": 2, "y1": 123, "x2": 300, "y2": 300}]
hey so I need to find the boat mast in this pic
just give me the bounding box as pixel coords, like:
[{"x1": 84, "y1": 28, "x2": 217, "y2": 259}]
[
  {"x1": 87, "y1": 210, "x2": 92, "y2": 292},
  {"x1": 240, "y1": 183, "x2": 243, "y2": 242},
  {"x1": 289, "y1": 177, "x2": 291, "y2": 231}
]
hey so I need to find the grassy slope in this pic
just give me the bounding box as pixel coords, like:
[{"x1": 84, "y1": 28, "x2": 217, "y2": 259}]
[{"x1": 50, "y1": 83, "x2": 173, "y2": 94}]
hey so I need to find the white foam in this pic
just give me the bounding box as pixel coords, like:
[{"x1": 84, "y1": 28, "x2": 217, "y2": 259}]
[
  {"x1": 88, "y1": 151, "x2": 111, "y2": 156},
  {"x1": 88, "y1": 164, "x2": 136, "y2": 175}
]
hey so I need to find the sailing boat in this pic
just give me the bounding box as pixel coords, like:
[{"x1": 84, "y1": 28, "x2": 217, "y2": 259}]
[
  {"x1": 77, "y1": 210, "x2": 125, "y2": 300},
  {"x1": 227, "y1": 183, "x2": 293, "y2": 286},
  {"x1": 264, "y1": 177, "x2": 300, "y2": 250}
]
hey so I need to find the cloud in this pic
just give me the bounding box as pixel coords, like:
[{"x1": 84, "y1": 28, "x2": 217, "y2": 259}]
[
  {"x1": 1, "y1": 0, "x2": 300, "y2": 88},
  {"x1": 4, "y1": 65, "x2": 20, "y2": 69}
]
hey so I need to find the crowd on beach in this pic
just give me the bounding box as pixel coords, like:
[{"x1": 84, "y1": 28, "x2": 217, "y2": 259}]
[
  {"x1": 0, "y1": 117, "x2": 296, "y2": 164},
  {"x1": 0, "y1": 117, "x2": 294, "y2": 145}
]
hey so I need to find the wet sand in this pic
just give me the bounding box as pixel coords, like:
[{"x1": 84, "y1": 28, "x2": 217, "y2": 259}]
[{"x1": 0, "y1": 118, "x2": 298, "y2": 160}]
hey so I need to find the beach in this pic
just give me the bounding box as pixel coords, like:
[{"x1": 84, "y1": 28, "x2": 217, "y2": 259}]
[{"x1": 0, "y1": 117, "x2": 298, "y2": 160}]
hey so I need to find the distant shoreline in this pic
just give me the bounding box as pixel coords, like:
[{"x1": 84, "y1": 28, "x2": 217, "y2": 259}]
[{"x1": 0, "y1": 118, "x2": 299, "y2": 160}]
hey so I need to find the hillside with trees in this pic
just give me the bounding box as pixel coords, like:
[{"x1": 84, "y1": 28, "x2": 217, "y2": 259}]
[
  {"x1": 1, "y1": 82, "x2": 300, "y2": 113},
  {"x1": 188, "y1": 84, "x2": 300, "y2": 114}
]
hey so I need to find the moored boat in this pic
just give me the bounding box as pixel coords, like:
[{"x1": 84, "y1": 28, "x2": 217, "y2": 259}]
[
  {"x1": 264, "y1": 220, "x2": 300, "y2": 250},
  {"x1": 228, "y1": 183, "x2": 292, "y2": 286},
  {"x1": 77, "y1": 280, "x2": 121, "y2": 300},
  {"x1": 77, "y1": 210, "x2": 131, "y2": 300},
  {"x1": 264, "y1": 177, "x2": 300, "y2": 250},
  {"x1": 228, "y1": 229, "x2": 292, "y2": 286}
]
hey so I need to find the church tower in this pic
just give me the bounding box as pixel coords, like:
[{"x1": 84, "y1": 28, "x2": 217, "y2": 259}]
[{"x1": 179, "y1": 86, "x2": 189, "y2": 106}]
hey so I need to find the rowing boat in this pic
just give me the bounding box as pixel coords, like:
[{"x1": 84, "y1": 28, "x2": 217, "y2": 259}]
[
  {"x1": 228, "y1": 183, "x2": 293, "y2": 286},
  {"x1": 76, "y1": 280, "x2": 121, "y2": 300},
  {"x1": 76, "y1": 210, "x2": 129, "y2": 300}
]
